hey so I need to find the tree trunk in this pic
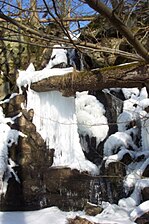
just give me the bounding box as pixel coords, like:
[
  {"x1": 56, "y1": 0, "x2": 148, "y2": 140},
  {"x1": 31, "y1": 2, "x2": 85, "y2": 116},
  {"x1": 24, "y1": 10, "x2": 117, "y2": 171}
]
[
  {"x1": 30, "y1": 0, "x2": 40, "y2": 26},
  {"x1": 31, "y1": 62, "x2": 149, "y2": 96}
]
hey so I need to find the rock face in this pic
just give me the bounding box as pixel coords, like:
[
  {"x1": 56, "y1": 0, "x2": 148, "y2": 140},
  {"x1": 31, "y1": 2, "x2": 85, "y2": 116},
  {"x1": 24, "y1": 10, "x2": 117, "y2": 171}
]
[
  {"x1": 43, "y1": 168, "x2": 92, "y2": 211},
  {"x1": 0, "y1": 91, "x2": 127, "y2": 211},
  {"x1": 0, "y1": 94, "x2": 51, "y2": 210}
]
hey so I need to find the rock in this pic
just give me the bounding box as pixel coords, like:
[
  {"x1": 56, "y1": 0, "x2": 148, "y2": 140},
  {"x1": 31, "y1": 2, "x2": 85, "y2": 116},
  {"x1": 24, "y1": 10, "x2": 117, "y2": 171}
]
[
  {"x1": 11, "y1": 113, "x2": 36, "y2": 133},
  {"x1": 104, "y1": 161, "x2": 126, "y2": 179},
  {"x1": 0, "y1": 175, "x2": 24, "y2": 211},
  {"x1": 84, "y1": 202, "x2": 103, "y2": 216},
  {"x1": 1, "y1": 94, "x2": 25, "y2": 117},
  {"x1": 42, "y1": 164, "x2": 125, "y2": 211},
  {"x1": 22, "y1": 109, "x2": 34, "y2": 121},
  {"x1": 139, "y1": 166, "x2": 149, "y2": 203},
  {"x1": 43, "y1": 168, "x2": 91, "y2": 211},
  {"x1": 0, "y1": 124, "x2": 50, "y2": 211},
  {"x1": 67, "y1": 216, "x2": 95, "y2": 224},
  {"x1": 0, "y1": 93, "x2": 52, "y2": 210},
  {"x1": 135, "y1": 211, "x2": 149, "y2": 224},
  {"x1": 99, "y1": 161, "x2": 126, "y2": 204},
  {"x1": 141, "y1": 187, "x2": 149, "y2": 201},
  {"x1": 120, "y1": 152, "x2": 133, "y2": 165},
  {"x1": 135, "y1": 154, "x2": 145, "y2": 162},
  {"x1": 142, "y1": 164, "x2": 149, "y2": 177}
]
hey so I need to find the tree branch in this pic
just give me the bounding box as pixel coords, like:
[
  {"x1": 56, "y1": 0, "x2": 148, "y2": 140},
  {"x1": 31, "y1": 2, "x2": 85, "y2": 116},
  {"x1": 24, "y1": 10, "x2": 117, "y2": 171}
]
[
  {"x1": 31, "y1": 62, "x2": 149, "y2": 96},
  {"x1": 0, "y1": 10, "x2": 144, "y2": 62},
  {"x1": 0, "y1": 16, "x2": 95, "y2": 23},
  {"x1": 84, "y1": 0, "x2": 149, "y2": 62}
]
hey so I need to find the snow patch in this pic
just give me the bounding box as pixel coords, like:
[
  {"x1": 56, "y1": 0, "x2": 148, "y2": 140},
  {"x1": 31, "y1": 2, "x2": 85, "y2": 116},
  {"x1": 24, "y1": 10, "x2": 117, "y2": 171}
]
[
  {"x1": 76, "y1": 91, "x2": 109, "y2": 145},
  {"x1": 0, "y1": 106, "x2": 22, "y2": 194}
]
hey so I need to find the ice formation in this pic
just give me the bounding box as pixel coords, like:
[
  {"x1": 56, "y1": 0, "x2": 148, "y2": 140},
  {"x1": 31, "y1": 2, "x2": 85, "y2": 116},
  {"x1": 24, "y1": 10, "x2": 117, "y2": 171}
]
[
  {"x1": 130, "y1": 200, "x2": 149, "y2": 221},
  {"x1": 26, "y1": 89, "x2": 98, "y2": 173},
  {"x1": 17, "y1": 57, "x2": 99, "y2": 174}
]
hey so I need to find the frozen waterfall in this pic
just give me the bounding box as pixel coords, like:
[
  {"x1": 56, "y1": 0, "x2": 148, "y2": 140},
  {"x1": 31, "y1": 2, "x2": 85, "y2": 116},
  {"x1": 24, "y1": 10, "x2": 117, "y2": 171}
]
[{"x1": 17, "y1": 64, "x2": 98, "y2": 174}]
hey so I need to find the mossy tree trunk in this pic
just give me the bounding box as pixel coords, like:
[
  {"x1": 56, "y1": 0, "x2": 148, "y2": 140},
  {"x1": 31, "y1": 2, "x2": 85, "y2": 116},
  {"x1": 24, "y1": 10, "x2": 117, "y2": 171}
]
[{"x1": 31, "y1": 62, "x2": 149, "y2": 96}]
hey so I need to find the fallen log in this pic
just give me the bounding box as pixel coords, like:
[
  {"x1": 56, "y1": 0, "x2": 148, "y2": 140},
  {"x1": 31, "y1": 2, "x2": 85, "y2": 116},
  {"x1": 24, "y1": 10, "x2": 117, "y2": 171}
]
[{"x1": 31, "y1": 62, "x2": 149, "y2": 96}]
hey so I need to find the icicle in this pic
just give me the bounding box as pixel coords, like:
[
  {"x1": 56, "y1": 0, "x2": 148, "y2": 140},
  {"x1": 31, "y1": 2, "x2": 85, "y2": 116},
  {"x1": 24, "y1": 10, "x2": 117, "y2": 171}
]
[{"x1": 26, "y1": 90, "x2": 98, "y2": 174}]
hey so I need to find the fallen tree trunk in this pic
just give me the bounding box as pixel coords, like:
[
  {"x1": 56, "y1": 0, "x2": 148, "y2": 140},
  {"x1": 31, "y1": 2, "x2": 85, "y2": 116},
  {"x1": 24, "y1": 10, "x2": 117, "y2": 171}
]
[{"x1": 31, "y1": 62, "x2": 149, "y2": 96}]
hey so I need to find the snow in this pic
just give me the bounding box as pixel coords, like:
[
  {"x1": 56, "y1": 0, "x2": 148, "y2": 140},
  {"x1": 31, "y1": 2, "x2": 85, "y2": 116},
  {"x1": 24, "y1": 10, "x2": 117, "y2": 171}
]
[
  {"x1": 0, "y1": 93, "x2": 19, "y2": 104},
  {"x1": 105, "y1": 146, "x2": 134, "y2": 167},
  {"x1": 0, "y1": 205, "x2": 136, "y2": 224},
  {"x1": 0, "y1": 107, "x2": 25, "y2": 194},
  {"x1": 0, "y1": 207, "x2": 74, "y2": 224},
  {"x1": 101, "y1": 86, "x2": 149, "y2": 221},
  {"x1": 122, "y1": 88, "x2": 140, "y2": 100},
  {"x1": 117, "y1": 111, "x2": 138, "y2": 132},
  {"x1": 76, "y1": 91, "x2": 109, "y2": 145},
  {"x1": 130, "y1": 200, "x2": 149, "y2": 221},
  {"x1": 46, "y1": 44, "x2": 68, "y2": 69},
  {"x1": 124, "y1": 157, "x2": 149, "y2": 190},
  {"x1": 103, "y1": 131, "x2": 138, "y2": 157},
  {"x1": 17, "y1": 62, "x2": 73, "y2": 94},
  {"x1": 119, "y1": 178, "x2": 149, "y2": 210},
  {"x1": 88, "y1": 203, "x2": 136, "y2": 224}
]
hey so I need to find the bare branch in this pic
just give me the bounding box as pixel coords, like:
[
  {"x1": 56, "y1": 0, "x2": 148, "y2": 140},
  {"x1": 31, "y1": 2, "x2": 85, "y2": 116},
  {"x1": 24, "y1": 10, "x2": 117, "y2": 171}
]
[
  {"x1": 0, "y1": 36, "x2": 142, "y2": 61},
  {"x1": 84, "y1": 0, "x2": 149, "y2": 62},
  {"x1": 0, "y1": 8, "x2": 144, "y2": 62}
]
